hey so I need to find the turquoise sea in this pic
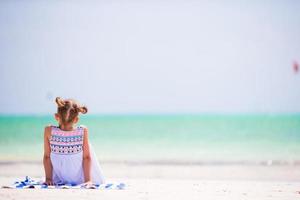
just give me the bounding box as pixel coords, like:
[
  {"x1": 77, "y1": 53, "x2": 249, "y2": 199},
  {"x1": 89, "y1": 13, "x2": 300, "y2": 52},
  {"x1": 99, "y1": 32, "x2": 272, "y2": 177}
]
[{"x1": 0, "y1": 114, "x2": 299, "y2": 165}]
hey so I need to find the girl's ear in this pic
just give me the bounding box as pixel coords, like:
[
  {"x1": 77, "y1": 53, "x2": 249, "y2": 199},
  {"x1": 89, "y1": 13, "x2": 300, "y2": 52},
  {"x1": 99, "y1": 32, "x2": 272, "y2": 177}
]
[
  {"x1": 54, "y1": 113, "x2": 60, "y2": 122},
  {"x1": 73, "y1": 116, "x2": 79, "y2": 124}
]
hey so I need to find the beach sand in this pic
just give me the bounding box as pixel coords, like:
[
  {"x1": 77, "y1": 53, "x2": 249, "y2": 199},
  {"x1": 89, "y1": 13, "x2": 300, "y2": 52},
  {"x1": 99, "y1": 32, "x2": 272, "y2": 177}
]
[{"x1": 0, "y1": 162, "x2": 300, "y2": 200}]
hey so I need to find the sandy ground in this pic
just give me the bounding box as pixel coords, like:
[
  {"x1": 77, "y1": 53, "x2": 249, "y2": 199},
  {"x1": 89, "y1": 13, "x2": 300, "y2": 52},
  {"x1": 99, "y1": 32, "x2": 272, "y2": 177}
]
[{"x1": 0, "y1": 162, "x2": 300, "y2": 200}]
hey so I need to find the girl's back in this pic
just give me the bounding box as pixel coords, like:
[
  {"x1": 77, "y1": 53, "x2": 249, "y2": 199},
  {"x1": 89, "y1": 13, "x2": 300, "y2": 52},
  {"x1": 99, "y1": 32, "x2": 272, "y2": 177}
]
[{"x1": 43, "y1": 97, "x2": 105, "y2": 185}]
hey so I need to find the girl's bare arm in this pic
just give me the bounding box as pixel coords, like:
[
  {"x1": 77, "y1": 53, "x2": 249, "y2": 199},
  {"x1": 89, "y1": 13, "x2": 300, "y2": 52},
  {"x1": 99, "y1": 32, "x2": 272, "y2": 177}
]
[
  {"x1": 82, "y1": 127, "x2": 92, "y2": 183},
  {"x1": 43, "y1": 126, "x2": 53, "y2": 185}
]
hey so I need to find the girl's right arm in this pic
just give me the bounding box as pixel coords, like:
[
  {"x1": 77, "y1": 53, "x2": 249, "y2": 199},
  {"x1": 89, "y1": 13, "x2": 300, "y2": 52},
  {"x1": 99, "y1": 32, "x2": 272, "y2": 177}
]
[
  {"x1": 43, "y1": 126, "x2": 53, "y2": 185},
  {"x1": 82, "y1": 127, "x2": 92, "y2": 183}
]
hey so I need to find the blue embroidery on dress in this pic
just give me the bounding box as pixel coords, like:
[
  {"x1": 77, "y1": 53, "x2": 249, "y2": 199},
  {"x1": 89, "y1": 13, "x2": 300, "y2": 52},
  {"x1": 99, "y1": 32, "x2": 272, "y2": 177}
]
[{"x1": 50, "y1": 126, "x2": 84, "y2": 155}]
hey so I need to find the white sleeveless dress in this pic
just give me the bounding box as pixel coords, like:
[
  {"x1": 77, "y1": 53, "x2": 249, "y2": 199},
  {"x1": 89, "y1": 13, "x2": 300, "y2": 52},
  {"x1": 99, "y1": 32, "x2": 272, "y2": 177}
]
[{"x1": 49, "y1": 126, "x2": 105, "y2": 185}]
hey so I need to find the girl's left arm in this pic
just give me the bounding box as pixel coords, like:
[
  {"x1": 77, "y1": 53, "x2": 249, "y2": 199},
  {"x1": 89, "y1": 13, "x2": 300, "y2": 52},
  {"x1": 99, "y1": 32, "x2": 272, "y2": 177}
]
[
  {"x1": 43, "y1": 126, "x2": 53, "y2": 185},
  {"x1": 82, "y1": 127, "x2": 92, "y2": 183}
]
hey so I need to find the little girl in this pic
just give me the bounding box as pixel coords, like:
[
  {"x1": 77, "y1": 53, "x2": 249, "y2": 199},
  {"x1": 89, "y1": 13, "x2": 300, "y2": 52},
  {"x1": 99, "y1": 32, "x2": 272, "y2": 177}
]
[{"x1": 43, "y1": 97, "x2": 105, "y2": 186}]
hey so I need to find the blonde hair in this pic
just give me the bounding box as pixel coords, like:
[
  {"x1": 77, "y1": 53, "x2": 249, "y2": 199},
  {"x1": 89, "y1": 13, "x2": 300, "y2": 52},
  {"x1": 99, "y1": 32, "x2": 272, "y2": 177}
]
[{"x1": 55, "y1": 97, "x2": 88, "y2": 125}]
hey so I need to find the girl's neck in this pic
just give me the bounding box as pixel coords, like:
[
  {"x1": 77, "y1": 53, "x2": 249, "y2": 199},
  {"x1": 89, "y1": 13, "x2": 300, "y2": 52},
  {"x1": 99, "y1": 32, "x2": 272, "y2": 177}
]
[{"x1": 59, "y1": 124, "x2": 76, "y2": 131}]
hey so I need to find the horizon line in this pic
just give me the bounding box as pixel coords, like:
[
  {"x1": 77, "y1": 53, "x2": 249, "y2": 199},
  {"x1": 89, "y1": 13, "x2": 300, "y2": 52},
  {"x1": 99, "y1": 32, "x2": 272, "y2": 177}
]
[{"x1": 0, "y1": 112, "x2": 300, "y2": 117}]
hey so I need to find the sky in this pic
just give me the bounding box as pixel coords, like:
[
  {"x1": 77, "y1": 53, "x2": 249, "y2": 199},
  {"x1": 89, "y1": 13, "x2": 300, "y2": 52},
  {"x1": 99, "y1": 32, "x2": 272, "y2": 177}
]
[{"x1": 0, "y1": 0, "x2": 300, "y2": 114}]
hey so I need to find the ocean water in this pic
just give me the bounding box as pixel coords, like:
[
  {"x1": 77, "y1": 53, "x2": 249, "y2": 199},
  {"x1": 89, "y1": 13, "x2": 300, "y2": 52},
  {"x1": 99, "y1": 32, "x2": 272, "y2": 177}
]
[{"x1": 0, "y1": 114, "x2": 299, "y2": 164}]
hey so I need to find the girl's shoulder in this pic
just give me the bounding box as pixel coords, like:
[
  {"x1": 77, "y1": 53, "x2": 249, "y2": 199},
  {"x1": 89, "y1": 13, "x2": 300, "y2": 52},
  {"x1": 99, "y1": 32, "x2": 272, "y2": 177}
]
[
  {"x1": 78, "y1": 125, "x2": 88, "y2": 131},
  {"x1": 44, "y1": 125, "x2": 54, "y2": 138},
  {"x1": 78, "y1": 125, "x2": 89, "y2": 137},
  {"x1": 44, "y1": 124, "x2": 55, "y2": 130},
  {"x1": 44, "y1": 124, "x2": 57, "y2": 131}
]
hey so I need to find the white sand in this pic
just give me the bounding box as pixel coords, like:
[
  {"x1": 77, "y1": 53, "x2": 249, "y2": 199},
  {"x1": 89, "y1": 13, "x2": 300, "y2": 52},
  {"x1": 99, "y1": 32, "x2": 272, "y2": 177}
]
[{"x1": 0, "y1": 162, "x2": 300, "y2": 200}]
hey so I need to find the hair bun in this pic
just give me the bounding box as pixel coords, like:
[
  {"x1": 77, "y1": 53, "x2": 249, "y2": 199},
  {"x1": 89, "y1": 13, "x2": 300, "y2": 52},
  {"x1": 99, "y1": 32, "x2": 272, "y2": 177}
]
[
  {"x1": 77, "y1": 106, "x2": 88, "y2": 114},
  {"x1": 55, "y1": 97, "x2": 65, "y2": 107}
]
